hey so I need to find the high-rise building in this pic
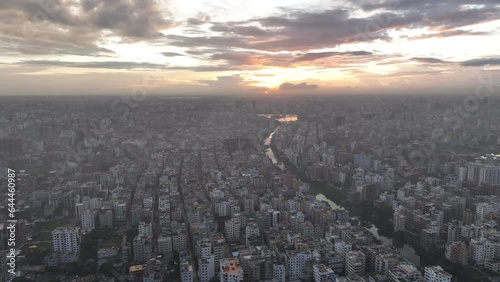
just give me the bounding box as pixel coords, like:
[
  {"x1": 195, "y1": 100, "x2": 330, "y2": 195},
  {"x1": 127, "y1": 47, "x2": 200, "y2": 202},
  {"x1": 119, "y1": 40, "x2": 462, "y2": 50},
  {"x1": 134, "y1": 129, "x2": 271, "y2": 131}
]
[
  {"x1": 138, "y1": 222, "x2": 152, "y2": 236},
  {"x1": 420, "y1": 228, "x2": 438, "y2": 250},
  {"x1": 393, "y1": 211, "x2": 406, "y2": 232},
  {"x1": 225, "y1": 218, "x2": 241, "y2": 242},
  {"x1": 113, "y1": 202, "x2": 127, "y2": 222},
  {"x1": 424, "y1": 266, "x2": 452, "y2": 282},
  {"x1": 447, "y1": 220, "x2": 462, "y2": 244},
  {"x1": 476, "y1": 203, "x2": 494, "y2": 221},
  {"x1": 213, "y1": 236, "x2": 226, "y2": 271},
  {"x1": 132, "y1": 235, "x2": 152, "y2": 264},
  {"x1": 286, "y1": 251, "x2": 313, "y2": 281},
  {"x1": 52, "y1": 227, "x2": 81, "y2": 253},
  {"x1": 81, "y1": 209, "x2": 96, "y2": 231},
  {"x1": 158, "y1": 236, "x2": 173, "y2": 256},
  {"x1": 463, "y1": 208, "x2": 475, "y2": 225},
  {"x1": 345, "y1": 251, "x2": 365, "y2": 277},
  {"x1": 181, "y1": 260, "x2": 194, "y2": 282},
  {"x1": 220, "y1": 258, "x2": 244, "y2": 282},
  {"x1": 198, "y1": 255, "x2": 215, "y2": 282},
  {"x1": 469, "y1": 238, "x2": 495, "y2": 264},
  {"x1": 445, "y1": 241, "x2": 468, "y2": 265},
  {"x1": 99, "y1": 209, "x2": 113, "y2": 228}
]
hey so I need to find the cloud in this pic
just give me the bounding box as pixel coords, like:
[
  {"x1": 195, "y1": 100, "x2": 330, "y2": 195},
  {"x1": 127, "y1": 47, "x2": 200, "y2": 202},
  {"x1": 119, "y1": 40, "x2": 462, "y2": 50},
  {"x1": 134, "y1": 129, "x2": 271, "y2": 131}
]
[
  {"x1": 19, "y1": 60, "x2": 233, "y2": 72},
  {"x1": 20, "y1": 60, "x2": 167, "y2": 69},
  {"x1": 279, "y1": 82, "x2": 318, "y2": 90},
  {"x1": 461, "y1": 58, "x2": 500, "y2": 67},
  {"x1": 294, "y1": 51, "x2": 373, "y2": 62},
  {"x1": 0, "y1": 0, "x2": 173, "y2": 55},
  {"x1": 411, "y1": 57, "x2": 446, "y2": 64},
  {"x1": 198, "y1": 75, "x2": 247, "y2": 88},
  {"x1": 162, "y1": 52, "x2": 184, "y2": 57}
]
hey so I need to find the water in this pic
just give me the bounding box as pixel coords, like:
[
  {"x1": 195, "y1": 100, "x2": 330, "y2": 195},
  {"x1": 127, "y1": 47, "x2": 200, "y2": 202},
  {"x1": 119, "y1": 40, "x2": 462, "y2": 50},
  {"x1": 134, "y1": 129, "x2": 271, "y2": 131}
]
[
  {"x1": 258, "y1": 114, "x2": 298, "y2": 123},
  {"x1": 316, "y1": 193, "x2": 345, "y2": 210},
  {"x1": 264, "y1": 121, "x2": 421, "y2": 266},
  {"x1": 367, "y1": 226, "x2": 420, "y2": 266}
]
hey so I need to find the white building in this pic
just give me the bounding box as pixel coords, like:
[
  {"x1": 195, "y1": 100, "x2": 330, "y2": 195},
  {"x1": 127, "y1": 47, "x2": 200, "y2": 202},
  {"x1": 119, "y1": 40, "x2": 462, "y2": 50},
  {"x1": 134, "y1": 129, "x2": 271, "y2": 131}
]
[
  {"x1": 198, "y1": 255, "x2": 215, "y2": 282},
  {"x1": 424, "y1": 265, "x2": 452, "y2": 282},
  {"x1": 469, "y1": 238, "x2": 495, "y2": 264},
  {"x1": 476, "y1": 203, "x2": 494, "y2": 221},
  {"x1": 52, "y1": 227, "x2": 81, "y2": 253}
]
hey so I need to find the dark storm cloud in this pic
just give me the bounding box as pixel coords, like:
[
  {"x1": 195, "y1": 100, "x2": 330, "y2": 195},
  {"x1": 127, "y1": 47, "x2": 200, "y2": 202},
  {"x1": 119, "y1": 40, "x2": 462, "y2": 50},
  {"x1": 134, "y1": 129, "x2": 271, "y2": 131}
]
[
  {"x1": 461, "y1": 58, "x2": 500, "y2": 67},
  {"x1": 0, "y1": 0, "x2": 172, "y2": 55},
  {"x1": 280, "y1": 82, "x2": 318, "y2": 90}
]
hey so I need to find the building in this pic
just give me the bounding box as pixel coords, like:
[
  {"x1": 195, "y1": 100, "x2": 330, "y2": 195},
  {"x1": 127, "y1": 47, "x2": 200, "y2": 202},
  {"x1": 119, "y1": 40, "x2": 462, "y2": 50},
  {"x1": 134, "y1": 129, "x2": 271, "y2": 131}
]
[
  {"x1": 181, "y1": 260, "x2": 194, "y2": 282},
  {"x1": 420, "y1": 228, "x2": 438, "y2": 250},
  {"x1": 469, "y1": 238, "x2": 495, "y2": 264},
  {"x1": 345, "y1": 251, "x2": 365, "y2": 277},
  {"x1": 484, "y1": 260, "x2": 500, "y2": 273},
  {"x1": 158, "y1": 236, "x2": 173, "y2": 257},
  {"x1": 220, "y1": 258, "x2": 244, "y2": 282},
  {"x1": 198, "y1": 255, "x2": 215, "y2": 282},
  {"x1": 388, "y1": 264, "x2": 421, "y2": 282},
  {"x1": 286, "y1": 251, "x2": 313, "y2": 281},
  {"x1": 99, "y1": 209, "x2": 113, "y2": 228},
  {"x1": 51, "y1": 227, "x2": 81, "y2": 264},
  {"x1": 225, "y1": 218, "x2": 241, "y2": 242},
  {"x1": 313, "y1": 264, "x2": 336, "y2": 282},
  {"x1": 213, "y1": 236, "x2": 226, "y2": 271},
  {"x1": 81, "y1": 209, "x2": 96, "y2": 231},
  {"x1": 133, "y1": 235, "x2": 153, "y2": 264},
  {"x1": 447, "y1": 221, "x2": 462, "y2": 244},
  {"x1": 139, "y1": 222, "x2": 153, "y2": 236},
  {"x1": 476, "y1": 203, "x2": 494, "y2": 221},
  {"x1": 445, "y1": 241, "x2": 468, "y2": 265},
  {"x1": 52, "y1": 227, "x2": 81, "y2": 253},
  {"x1": 393, "y1": 212, "x2": 406, "y2": 232},
  {"x1": 423, "y1": 265, "x2": 452, "y2": 282}
]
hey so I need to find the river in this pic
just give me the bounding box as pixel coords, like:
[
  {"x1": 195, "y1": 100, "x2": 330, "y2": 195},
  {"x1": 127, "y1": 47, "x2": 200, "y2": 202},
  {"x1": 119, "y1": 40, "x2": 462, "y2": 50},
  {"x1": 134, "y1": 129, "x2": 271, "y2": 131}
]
[{"x1": 263, "y1": 118, "x2": 421, "y2": 266}]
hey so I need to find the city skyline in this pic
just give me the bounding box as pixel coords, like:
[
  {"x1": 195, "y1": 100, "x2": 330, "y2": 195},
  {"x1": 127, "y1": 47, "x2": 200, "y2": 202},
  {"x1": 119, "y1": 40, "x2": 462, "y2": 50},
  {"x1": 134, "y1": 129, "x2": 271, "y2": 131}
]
[{"x1": 1, "y1": 0, "x2": 499, "y2": 96}]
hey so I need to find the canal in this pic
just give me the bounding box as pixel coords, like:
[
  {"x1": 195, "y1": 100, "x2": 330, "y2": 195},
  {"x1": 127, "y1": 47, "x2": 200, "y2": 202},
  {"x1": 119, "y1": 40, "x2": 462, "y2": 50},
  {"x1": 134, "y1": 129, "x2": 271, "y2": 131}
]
[{"x1": 263, "y1": 118, "x2": 421, "y2": 266}]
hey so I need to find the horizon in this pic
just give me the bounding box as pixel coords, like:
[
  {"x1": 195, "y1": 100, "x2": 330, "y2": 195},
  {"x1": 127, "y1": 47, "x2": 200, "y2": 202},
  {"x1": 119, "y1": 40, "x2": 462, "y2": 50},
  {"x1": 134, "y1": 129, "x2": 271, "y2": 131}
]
[{"x1": 0, "y1": 0, "x2": 499, "y2": 96}]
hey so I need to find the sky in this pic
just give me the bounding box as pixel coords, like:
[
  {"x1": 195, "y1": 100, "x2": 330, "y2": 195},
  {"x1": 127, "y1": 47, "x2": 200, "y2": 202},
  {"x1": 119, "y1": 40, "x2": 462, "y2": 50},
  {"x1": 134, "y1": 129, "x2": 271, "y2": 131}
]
[{"x1": 0, "y1": 0, "x2": 499, "y2": 96}]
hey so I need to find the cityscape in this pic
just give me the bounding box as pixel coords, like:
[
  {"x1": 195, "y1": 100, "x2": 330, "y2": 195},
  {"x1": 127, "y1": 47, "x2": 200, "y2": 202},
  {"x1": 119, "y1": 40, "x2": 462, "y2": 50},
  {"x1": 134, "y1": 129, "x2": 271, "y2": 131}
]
[
  {"x1": 1, "y1": 0, "x2": 500, "y2": 282},
  {"x1": 1, "y1": 94, "x2": 500, "y2": 282}
]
